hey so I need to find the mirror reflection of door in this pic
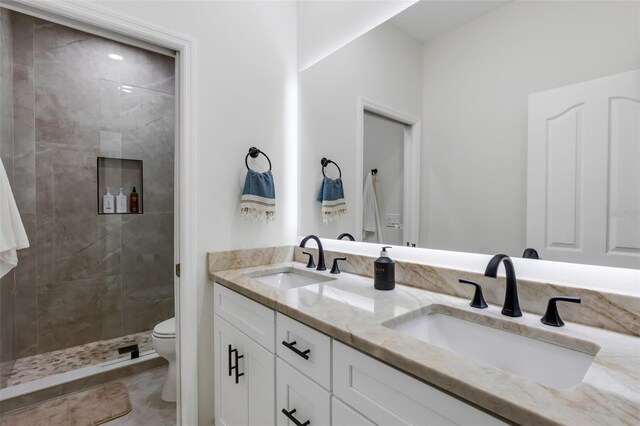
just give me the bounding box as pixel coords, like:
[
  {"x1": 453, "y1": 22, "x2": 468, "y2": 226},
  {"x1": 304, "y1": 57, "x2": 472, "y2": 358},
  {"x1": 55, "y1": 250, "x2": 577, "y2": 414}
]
[{"x1": 363, "y1": 111, "x2": 408, "y2": 246}]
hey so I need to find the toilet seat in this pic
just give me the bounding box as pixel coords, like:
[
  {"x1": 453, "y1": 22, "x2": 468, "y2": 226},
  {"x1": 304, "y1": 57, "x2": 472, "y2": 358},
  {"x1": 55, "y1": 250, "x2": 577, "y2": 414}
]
[{"x1": 153, "y1": 317, "x2": 175, "y2": 338}]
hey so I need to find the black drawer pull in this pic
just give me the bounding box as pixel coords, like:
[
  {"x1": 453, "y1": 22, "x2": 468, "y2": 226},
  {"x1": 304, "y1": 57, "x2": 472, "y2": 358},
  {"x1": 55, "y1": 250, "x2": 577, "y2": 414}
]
[
  {"x1": 228, "y1": 344, "x2": 244, "y2": 384},
  {"x1": 234, "y1": 351, "x2": 244, "y2": 384},
  {"x1": 228, "y1": 345, "x2": 235, "y2": 377},
  {"x1": 281, "y1": 408, "x2": 310, "y2": 426},
  {"x1": 282, "y1": 340, "x2": 310, "y2": 360}
]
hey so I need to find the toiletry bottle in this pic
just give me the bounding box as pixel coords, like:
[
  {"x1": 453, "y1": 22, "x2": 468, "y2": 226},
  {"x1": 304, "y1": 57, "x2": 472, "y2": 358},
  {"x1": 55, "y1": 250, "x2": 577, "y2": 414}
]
[
  {"x1": 130, "y1": 187, "x2": 139, "y2": 213},
  {"x1": 116, "y1": 188, "x2": 127, "y2": 213},
  {"x1": 374, "y1": 246, "x2": 395, "y2": 290},
  {"x1": 103, "y1": 187, "x2": 115, "y2": 213}
]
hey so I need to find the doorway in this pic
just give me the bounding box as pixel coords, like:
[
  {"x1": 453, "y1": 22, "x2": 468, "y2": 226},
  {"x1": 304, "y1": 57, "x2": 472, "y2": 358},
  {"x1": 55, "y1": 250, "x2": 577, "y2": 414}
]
[
  {"x1": 363, "y1": 111, "x2": 407, "y2": 246},
  {"x1": 0, "y1": 1, "x2": 197, "y2": 424},
  {"x1": 357, "y1": 98, "x2": 421, "y2": 247}
]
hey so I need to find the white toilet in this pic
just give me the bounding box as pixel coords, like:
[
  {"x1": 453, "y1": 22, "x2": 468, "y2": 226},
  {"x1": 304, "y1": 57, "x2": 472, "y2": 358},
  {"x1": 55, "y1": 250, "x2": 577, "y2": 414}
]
[{"x1": 152, "y1": 317, "x2": 176, "y2": 402}]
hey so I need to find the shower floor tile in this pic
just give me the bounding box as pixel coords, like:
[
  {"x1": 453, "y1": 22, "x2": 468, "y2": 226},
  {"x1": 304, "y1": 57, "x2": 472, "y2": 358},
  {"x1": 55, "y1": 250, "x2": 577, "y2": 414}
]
[{"x1": 1, "y1": 331, "x2": 153, "y2": 389}]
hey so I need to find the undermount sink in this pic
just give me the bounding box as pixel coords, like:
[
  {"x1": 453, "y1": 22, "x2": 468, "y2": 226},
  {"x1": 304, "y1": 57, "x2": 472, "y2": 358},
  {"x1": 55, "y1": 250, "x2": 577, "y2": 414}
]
[
  {"x1": 245, "y1": 267, "x2": 336, "y2": 290},
  {"x1": 383, "y1": 305, "x2": 599, "y2": 390}
]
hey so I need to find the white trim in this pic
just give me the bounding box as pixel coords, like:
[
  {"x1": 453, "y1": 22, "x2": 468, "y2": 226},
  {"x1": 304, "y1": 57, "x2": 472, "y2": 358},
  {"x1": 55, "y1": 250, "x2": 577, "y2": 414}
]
[
  {"x1": 357, "y1": 97, "x2": 421, "y2": 246},
  {"x1": 1, "y1": 0, "x2": 174, "y2": 56},
  {"x1": 0, "y1": 2, "x2": 199, "y2": 425}
]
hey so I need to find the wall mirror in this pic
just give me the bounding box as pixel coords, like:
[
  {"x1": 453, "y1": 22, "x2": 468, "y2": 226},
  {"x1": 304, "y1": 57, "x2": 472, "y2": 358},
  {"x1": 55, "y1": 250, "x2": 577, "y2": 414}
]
[{"x1": 298, "y1": 0, "x2": 640, "y2": 269}]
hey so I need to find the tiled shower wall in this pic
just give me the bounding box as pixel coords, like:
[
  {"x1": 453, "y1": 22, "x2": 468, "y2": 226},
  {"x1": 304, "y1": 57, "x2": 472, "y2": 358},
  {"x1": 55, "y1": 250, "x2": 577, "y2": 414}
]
[
  {"x1": 1, "y1": 9, "x2": 16, "y2": 369},
  {"x1": 0, "y1": 10, "x2": 175, "y2": 363}
]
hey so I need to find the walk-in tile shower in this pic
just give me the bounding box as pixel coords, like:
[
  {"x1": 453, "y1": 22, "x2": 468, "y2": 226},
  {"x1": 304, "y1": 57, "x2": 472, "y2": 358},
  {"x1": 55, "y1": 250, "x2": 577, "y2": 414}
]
[{"x1": 0, "y1": 9, "x2": 175, "y2": 389}]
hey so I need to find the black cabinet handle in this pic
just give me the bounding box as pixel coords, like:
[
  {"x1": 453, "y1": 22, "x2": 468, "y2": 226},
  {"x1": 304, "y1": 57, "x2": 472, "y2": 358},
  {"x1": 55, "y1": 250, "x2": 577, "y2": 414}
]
[
  {"x1": 228, "y1": 344, "x2": 235, "y2": 377},
  {"x1": 282, "y1": 340, "x2": 310, "y2": 360},
  {"x1": 281, "y1": 408, "x2": 310, "y2": 426},
  {"x1": 228, "y1": 344, "x2": 244, "y2": 383},
  {"x1": 234, "y1": 350, "x2": 244, "y2": 384}
]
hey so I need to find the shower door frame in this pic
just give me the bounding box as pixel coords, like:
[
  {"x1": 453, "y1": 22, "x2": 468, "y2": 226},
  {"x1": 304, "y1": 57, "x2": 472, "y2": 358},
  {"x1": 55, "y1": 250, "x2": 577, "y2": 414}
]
[{"x1": 0, "y1": 1, "x2": 198, "y2": 424}]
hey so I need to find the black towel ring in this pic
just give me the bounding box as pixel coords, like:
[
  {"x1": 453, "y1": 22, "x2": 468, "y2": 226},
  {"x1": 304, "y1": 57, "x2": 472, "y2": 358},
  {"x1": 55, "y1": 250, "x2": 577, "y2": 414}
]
[
  {"x1": 245, "y1": 147, "x2": 272, "y2": 172},
  {"x1": 321, "y1": 157, "x2": 342, "y2": 178}
]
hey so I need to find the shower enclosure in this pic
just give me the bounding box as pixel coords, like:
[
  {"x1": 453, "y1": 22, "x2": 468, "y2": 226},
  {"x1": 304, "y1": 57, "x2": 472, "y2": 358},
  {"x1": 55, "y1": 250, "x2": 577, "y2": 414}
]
[{"x1": 0, "y1": 9, "x2": 175, "y2": 389}]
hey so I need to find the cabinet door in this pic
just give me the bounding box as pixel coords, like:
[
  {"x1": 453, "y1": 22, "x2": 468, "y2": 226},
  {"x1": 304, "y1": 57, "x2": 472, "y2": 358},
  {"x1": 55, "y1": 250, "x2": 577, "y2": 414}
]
[
  {"x1": 276, "y1": 359, "x2": 330, "y2": 426},
  {"x1": 215, "y1": 316, "x2": 275, "y2": 426},
  {"x1": 332, "y1": 397, "x2": 375, "y2": 426}
]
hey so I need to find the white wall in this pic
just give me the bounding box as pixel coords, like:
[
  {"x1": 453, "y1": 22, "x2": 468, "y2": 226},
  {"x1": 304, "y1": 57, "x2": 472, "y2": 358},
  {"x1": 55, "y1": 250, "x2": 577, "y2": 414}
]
[
  {"x1": 421, "y1": 0, "x2": 640, "y2": 256},
  {"x1": 88, "y1": 1, "x2": 297, "y2": 424},
  {"x1": 298, "y1": 21, "x2": 422, "y2": 241},
  {"x1": 297, "y1": 0, "x2": 417, "y2": 71}
]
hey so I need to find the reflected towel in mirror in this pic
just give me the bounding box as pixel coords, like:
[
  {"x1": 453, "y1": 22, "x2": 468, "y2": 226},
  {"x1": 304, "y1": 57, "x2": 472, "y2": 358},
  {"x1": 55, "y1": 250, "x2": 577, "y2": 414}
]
[
  {"x1": 363, "y1": 172, "x2": 383, "y2": 243},
  {"x1": 316, "y1": 176, "x2": 347, "y2": 223}
]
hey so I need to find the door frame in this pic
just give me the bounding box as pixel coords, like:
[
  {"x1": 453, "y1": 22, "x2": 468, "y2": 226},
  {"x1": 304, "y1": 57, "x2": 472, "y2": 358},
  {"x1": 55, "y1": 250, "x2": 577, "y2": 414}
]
[
  {"x1": 0, "y1": 1, "x2": 198, "y2": 424},
  {"x1": 356, "y1": 97, "x2": 421, "y2": 246}
]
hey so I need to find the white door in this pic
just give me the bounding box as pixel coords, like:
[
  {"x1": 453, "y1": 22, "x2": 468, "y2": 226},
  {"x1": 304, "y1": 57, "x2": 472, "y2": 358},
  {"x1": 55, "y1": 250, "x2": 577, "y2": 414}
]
[
  {"x1": 527, "y1": 69, "x2": 640, "y2": 268},
  {"x1": 214, "y1": 317, "x2": 275, "y2": 426}
]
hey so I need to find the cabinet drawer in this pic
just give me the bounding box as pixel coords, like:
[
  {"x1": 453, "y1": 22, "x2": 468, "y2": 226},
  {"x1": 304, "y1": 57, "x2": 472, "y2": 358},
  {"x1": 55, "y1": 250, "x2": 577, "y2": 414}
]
[
  {"x1": 333, "y1": 341, "x2": 506, "y2": 426},
  {"x1": 276, "y1": 359, "x2": 330, "y2": 426},
  {"x1": 276, "y1": 313, "x2": 331, "y2": 390},
  {"x1": 214, "y1": 283, "x2": 275, "y2": 352},
  {"x1": 332, "y1": 397, "x2": 375, "y2": 426}
]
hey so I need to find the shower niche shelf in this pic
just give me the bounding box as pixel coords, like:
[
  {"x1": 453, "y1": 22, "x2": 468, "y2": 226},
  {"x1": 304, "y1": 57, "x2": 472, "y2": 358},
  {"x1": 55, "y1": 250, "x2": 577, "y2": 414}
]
[{"x1": 97, "y1": 156, "x2": 144, "y2": 214}]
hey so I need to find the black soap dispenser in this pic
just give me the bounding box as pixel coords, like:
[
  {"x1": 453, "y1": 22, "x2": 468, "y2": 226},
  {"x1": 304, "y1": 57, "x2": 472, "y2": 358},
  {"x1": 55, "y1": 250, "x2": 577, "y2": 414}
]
[{"x1": 374, "y1": 246, "x2": 395, "y2": 291}]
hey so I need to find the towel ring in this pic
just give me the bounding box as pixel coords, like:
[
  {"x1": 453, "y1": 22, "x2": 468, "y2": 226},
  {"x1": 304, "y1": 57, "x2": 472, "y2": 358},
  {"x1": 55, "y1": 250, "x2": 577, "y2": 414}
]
[
  {"x1": 321, "y1": 157, "x2": 342, "y2": 178},
  {"x1": 245, "y1": 147, "x2": 272, "y2": 172}
]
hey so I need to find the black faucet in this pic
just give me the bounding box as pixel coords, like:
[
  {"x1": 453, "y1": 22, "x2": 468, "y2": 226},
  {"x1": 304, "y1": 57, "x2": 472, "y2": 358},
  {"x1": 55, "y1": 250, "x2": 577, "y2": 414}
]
[
  {"x1": 337, "y1": 233, "x2": 355, "y2": 241},
  {"x1": 484, "y1": 254, "x2": 522, "y2": 317},
  {"x1": 522, "y1": 248, "x2": 540, "y2": 259},
  {"x1": 299, "y1": 235, "x2": 326, "y2": 271}
]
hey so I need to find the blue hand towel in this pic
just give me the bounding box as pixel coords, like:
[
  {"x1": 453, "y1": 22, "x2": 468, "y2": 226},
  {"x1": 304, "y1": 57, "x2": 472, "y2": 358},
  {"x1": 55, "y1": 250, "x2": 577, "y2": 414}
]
[
  {"x1": 316, "y1": 176, "x2": 347, "y2": 223},
  {"x1": 241, "y1": 170, "x2": 276, "y2": 221}
]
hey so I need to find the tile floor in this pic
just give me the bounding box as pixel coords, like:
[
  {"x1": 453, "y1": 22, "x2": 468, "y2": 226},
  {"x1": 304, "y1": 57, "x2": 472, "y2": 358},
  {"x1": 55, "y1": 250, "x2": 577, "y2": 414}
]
[
  {"x1": 1, "y1": 332, "x2": 153, "y2": 389},
  {"x1": 104, "y1": 366, "x2": 176, "y2": 426},
  {"x1": 0, "y1": 367, "x2": 175, "y2": 426}
]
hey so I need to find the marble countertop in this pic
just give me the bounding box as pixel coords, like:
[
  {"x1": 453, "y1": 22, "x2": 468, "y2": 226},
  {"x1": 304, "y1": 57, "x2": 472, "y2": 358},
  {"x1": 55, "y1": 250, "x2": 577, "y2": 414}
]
[{"x1": 210, "y1": 261, "x2": 640, "y2": 426}]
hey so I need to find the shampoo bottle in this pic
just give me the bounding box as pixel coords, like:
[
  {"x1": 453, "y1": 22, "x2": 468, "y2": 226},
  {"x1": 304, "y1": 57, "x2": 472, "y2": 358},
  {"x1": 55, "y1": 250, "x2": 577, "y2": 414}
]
[
  {"x1": 374, "y1": 246, "x2": 395, "y2": 290},
  {"x1": 103, "y1": 187, "x2": 114, "y2": 213},
  {"x1": 130, "y1": 187, "x2": 139, "y2": 213},
  {"x1": 116, "y1": 188, "x2": 127, "y2": 213}
]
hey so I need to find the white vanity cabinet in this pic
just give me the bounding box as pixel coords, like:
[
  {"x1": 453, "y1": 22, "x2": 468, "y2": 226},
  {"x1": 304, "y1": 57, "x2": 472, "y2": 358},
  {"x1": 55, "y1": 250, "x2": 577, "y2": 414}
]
[
  {"x1": 332, "y1": 397, "x2": 376, "y2": 426},
  {"x1": 214, "y1": 283, "x2": 505, "y2": 426},
  {"x1": 277, "y1": 359, "x2": 331, "y2": 426},
  {"x1": 333, "y1": 341, "x2": 505, "y2": 426},
  {"x1": 214, "y1": 284, "x2": 276, "y2": 426}
]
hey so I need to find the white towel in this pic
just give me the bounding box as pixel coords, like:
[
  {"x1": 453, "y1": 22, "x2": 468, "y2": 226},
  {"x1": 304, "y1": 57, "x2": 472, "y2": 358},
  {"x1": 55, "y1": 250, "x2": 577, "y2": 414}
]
[
  {"x1": 0, "y1": 158, "x2": 29, "y2": 278},
  {"x1": 362, "y1": 172, "x2": 383, "y2": 243}
]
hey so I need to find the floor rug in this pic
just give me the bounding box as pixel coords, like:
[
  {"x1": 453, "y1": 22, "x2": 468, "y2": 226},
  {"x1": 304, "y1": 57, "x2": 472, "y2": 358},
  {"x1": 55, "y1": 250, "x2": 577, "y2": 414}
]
[{"x1": 0, "y1": 382, "x2": 132, "y2": 425}]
